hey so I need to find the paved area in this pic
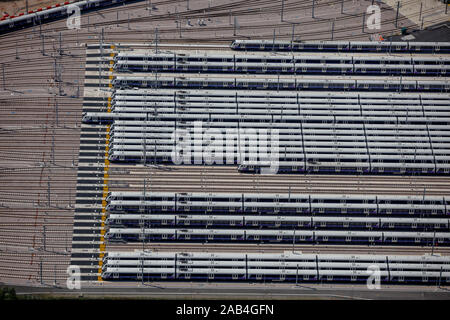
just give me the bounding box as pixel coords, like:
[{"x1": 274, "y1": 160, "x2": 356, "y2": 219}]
[{"x1": 8, "y1": 282, "x2": 450, "y2": 300}]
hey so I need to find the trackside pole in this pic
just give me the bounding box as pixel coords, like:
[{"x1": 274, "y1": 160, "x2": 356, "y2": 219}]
[
  {"x1": 43, "y1": 226, "x2": 46, "y2": 251},
  {"x1": 291, "y1": 24, "x2": 295, "y2": 45},
  {"x1": 419, "y1": 2, "x2": 423, "y2": 22},
  {"x1": 395, "y1": 1, "x2": 400, "y2": 28},
  {"x1": 52, "y1": 133, "x2": 55, "y2": 164},
  {"x1": 40, "y1": 258, "x2": 43, "y2": 285},
  {"x1": 432, "y1": 231, "x2": 436, "y2": 255},
  {"x1": 362, "y1": 12, "x2": 365, "y2": 33},
  {"x1": 55, "y1": 100, "x2": 59, "y2": 127},
  {"x1": 155, "y1": 28, "x2": 159, "y2": 54},
  {"x1": 272, "y1": 28, "x2": 276, "y2": 51},
  {"x1": 312, "y1": 0, "x2": 315, "y2": 18},
  {"x1": 2, "y1": 64, "x2": 5, "y2": 90},
  {"x1": 47, "y1": 179, "x2": 51, "y2": 207},
  {"x1": 331, "y1": 19, "x2": 335, "y2": 40}
]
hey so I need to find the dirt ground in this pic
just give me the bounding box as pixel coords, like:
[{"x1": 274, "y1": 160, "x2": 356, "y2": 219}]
[{"x1": 0, "y1": 0, "x2": 76, "y2": 16}]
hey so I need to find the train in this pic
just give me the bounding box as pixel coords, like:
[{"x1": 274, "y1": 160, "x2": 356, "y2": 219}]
[
  {"x1": 0, "y1": 0, "x2": 135, "y2": 34},
  {"x1": 104, "y1": 228, "x2": 450, "y2": 246},
  {"x1": 113, "y1": 57, "x2": 450, "y2": 77},
  {"x1": 82, "y1": 110, "x2": 450, "y2": 124},
  {"x1": 102, "y1": 191, "x2": 450, "y2": 246},
  {"x1": 105, "y1": 191, "x2": 450, "y2": 218},
  {"x1": 115, "y1": 52, "x2": 450, "y2": 66},
  {"x1": 105, "y1": 213, "x2": 450, "y2": 232},
  {"x1": 111, "y1": 89, "x2": 450, "y2": 108},
  {"x1": 111, "y1": 76, "x2": 450, "y2": 92},
  {"x1": 101, "y1": 251, "x2": 450, "y2": 283},
  {"x1": 110, "y1": 101, "x2": 450, "y2": 117},
  {"x1": 229, "y1": 40, "x2": 450, "y2": 54}
]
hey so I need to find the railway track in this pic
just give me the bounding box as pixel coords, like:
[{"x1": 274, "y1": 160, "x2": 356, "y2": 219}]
[
  {"x1": 0, "y1": 0, "x2": 449, "y2": 287},
  {"x1": 0, "y1": 0, "x2": 425, "y2": 58}
]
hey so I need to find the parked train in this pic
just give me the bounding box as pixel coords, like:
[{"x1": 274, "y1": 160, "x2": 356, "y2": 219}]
[
  {"x1": 111, "y1": 89, "x2": 450, "y2": 105},
  {"x1": 101, "y1": 251, "x2": 450, "y2": 284},
  {"x1": 104, "y1": 228, "x2": 450, "y2": 246},
  {"x1": 0, "y1": 0, "x2": 134, "y2": 34},
  {"x1": 111, "y1": 76, "x2": 450, "y2": 92},
  {"x1": 114, "y1": 58, "x2": 450, "y2": 77},
  {"x1": 115, "y1": 52, "x2": 450, "y2": 66},
  {"x1": 82, "y1": 110, "x2": 450, "y2": 125},
  {"x1": 111, "y1": 92, "x2": 450, "y2": 106},
  {"x1": 105, "y1": 213, "x2": 450, "y2": 232},
  {"x1": 230, "y1": 40, "x2": 450, "y2": 54},
  {"x1": 110, "y1": 101, "x2": 450, "y2": 117},
  {"x1": 105, "y1": 191, "x2": 450, "y2": 218}
]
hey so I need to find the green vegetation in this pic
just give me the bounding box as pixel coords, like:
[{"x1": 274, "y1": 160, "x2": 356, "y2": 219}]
[{"x1": 0, "y1": 286, "x2": 17, "y2": 300}]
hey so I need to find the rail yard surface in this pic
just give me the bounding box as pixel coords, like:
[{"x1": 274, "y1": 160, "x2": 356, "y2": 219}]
[{"x1": 0, "y1": 0, "x2": 449, "y2": 300}]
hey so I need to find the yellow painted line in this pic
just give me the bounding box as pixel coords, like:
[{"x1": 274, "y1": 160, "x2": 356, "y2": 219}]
[{"x1": 98, "y1": 123, "x2": 111, "y2": 282}]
